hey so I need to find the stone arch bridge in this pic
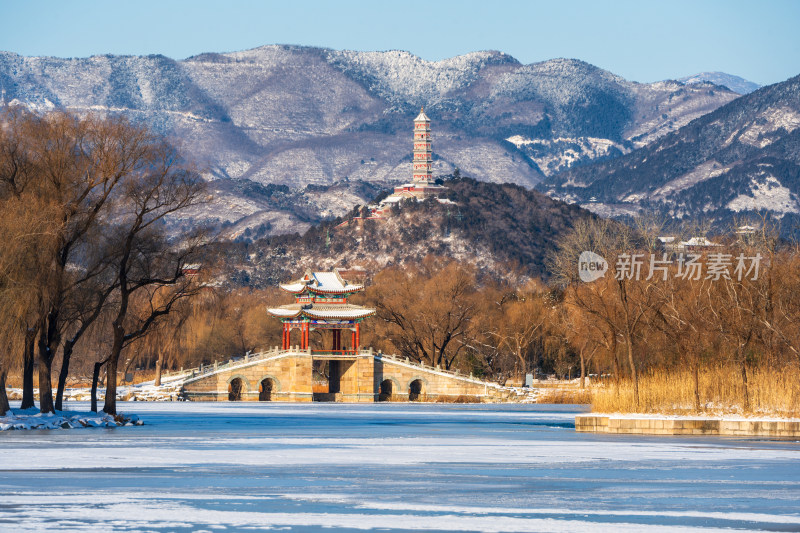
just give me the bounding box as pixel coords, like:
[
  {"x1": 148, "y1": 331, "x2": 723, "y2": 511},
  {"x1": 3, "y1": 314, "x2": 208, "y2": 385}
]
[{"x1": 180, "y1": 348, "x2": 502, "y2": 402}]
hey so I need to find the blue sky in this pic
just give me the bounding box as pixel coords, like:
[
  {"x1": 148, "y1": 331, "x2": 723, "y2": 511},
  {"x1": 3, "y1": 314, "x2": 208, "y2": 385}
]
[{"x1": 2, "y1": 0, "x2": 798, "y2": 85}]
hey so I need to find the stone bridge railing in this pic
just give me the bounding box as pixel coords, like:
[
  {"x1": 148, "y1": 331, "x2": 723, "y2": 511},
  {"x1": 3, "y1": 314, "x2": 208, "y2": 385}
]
[{"x1": 163, "y1": 347, "x2": 501, "y2": 391}]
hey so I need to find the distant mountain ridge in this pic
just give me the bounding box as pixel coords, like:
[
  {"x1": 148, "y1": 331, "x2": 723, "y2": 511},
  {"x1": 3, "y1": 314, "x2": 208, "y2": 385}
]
[
  {"x1": 541, "y1": 73, "x2": 800, "y2": 227},
  {"x1": 679, "y1": 72, "x2": 760, "y2": 95},
  {"x1": 0, "y1": 45, "x2": 742, "y2": 235}
]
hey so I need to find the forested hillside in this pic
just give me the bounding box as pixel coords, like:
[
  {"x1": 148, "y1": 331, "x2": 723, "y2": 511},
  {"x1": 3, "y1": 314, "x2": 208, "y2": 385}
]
[{"x1": 210, "y1": 176, "x2": 596, "y2": 288}]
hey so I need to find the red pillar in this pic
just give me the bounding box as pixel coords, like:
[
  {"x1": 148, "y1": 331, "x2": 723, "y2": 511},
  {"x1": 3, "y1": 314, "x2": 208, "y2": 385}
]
[
  {"x1": 282, "y1": 323, "x2": 288, "y2": 350},
  {"x1": 355, "y1": 323, "x2": 360, "y2": 352}
]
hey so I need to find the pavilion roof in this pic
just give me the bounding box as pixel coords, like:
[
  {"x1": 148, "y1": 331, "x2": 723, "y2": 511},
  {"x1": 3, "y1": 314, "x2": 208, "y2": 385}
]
[
  {"x1": 279, "y1": 270, "x2": 364, "y2": 295},
  {"x1": 267, "y1": 303, "x2": 376, "y2": 320}
]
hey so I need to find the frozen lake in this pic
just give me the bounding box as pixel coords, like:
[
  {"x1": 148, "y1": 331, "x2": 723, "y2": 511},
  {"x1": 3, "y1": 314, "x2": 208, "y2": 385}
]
[{"x1": 1, "y1": 403, "x2": 800, "y2": 532}]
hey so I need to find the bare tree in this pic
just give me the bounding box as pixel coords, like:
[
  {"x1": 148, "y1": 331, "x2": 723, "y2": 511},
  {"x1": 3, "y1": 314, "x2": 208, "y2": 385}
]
[
  {"x1": 100, "y1": 149, "x2": 206, "y2": 415},
  {"x1": 25, "y1": 113, "x2": 156, "y2": 413},
  {"x1": 370, "y1": 259, "x2": 479, "y2": 370}
]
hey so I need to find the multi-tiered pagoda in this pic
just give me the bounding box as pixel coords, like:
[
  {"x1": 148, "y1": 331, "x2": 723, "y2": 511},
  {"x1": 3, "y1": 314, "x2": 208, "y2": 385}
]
[
  {"x1": 412, "y1": 107, "x2": 433, "y2": 183},
  {"x1": 389, "y1": 107, "x2": 447, "y2": 200},
  {"x1": 267, "y1": 270, "x2": 375, "y2": 353}
]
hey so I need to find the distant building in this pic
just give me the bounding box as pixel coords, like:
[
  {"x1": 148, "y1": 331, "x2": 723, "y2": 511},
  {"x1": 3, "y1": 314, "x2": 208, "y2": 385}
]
[
  {"x1": 736, "y1": 225, "x2": 758, "y2": 235},
  {"x1": 659, "y1": 236, "x2": 722, "y2": 253}
]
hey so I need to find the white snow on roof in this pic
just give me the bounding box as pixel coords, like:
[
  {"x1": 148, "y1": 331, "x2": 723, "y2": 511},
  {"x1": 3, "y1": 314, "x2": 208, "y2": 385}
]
[
  {"x1": 312, "y1": 271, "x2": 345, "y2": 290},
  {"x1": 680, "y1": 237, "x2": 721, "y2": 247},
  {"x1": 305, "y1": 307, "x2": 375, "y2": 319},
  {"x1": 266, "y1": 307, "x2": 300, "y2": 318},
  {"x1": 280, "y1": 271, "x2": 363, "y2": 293},
  {"x1": 267, "y1": 303, "x2": 374, "y2": 320},
  {"x1": 280, "y1": 282, "x2": 307, "y2": 292}
]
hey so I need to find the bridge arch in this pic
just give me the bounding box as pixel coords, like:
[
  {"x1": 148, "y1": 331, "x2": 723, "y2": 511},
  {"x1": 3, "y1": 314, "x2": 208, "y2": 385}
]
[
  {"x1": 407, "y1": 377, "x2": 429, "y2": 401},
  {"x1": 378, "y1": 377, "x2": 401, "y2": 401},
  {"x1": 227, "y1": 375, "x2": 250, "y2": 401},
  {"x1": 259, "y1": 375, "x2": 281, "y2": 401}
]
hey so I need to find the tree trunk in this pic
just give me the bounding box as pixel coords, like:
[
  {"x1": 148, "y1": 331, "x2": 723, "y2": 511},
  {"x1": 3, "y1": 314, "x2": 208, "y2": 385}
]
[
  {"x1": 37, "y1": 311, "x2": 61, "y2": 414},
  {"x1": 37, "y1": 349, "x2": 55, "y2": 414},
  {"x1": 692, "y1": 353, "x2": 701, "y2": 412},
  {"x1": 55, "y1": 340, "x2": 76, "y2": 411},
  {"x1": 21, "y1": 331, "x2": 36, "y2": 409},
  {"x1": 103, "y1": 328, "x2": 125, "y2": 415},
  {"x1": 740, "y1": 347, "x2": 750, "y2": 412},
  {"x1": 611, "y1": 336, "x2": 621, "y2": 397},
  {"x1": 625, "y1": 328, "x2": 639, "y2": 408},
  {"x1": 154, "y1": 356, "x2": 162, "y2": 387},
  {"x1": 91, "y1": 361, "x2": 104, "y2": 413},
  {"x1": 0, "y1": 369, "x2": 10, "y2": 416},
  {"x1": 579, "y1": 348, "x2": 586, "y2": 389}
]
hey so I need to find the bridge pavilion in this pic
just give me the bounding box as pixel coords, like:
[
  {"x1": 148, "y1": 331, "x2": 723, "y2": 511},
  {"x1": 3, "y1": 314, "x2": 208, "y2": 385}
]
[{"x1": 267, "y1": 270, "x2": 375, "y2": 353}]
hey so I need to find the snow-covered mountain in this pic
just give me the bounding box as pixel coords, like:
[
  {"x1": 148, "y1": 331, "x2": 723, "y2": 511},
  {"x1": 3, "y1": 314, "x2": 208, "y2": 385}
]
[
  {"x1": 0, "y1": 46, "x2": 742, "y2": 235},
  {"x1": 679, "y1": 72, "x2": 760, "y2": 95},
  {"x1": 541, "y1": 74, "x2": 800, "y2": 226}
]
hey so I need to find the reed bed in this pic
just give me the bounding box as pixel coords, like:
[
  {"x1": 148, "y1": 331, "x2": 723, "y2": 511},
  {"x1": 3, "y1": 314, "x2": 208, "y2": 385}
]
[
  {"x1": 592, "y1": 366, "x2": 800, "y2": 417},
  {"x1": 537, "y1": 388, "x2": 594, "y2": 404}
]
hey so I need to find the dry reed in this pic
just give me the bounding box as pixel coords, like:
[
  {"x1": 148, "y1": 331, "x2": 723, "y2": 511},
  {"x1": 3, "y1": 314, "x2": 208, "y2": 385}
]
[
  {"x1": 592, "y1": 366, "x2": 800, "y2": 417},
  {"x1": 537, "y1": 388, "x2": 593, "y2": 404}
]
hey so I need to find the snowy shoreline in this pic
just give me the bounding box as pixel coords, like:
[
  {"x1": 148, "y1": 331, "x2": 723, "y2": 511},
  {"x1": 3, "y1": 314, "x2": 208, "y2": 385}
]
[
  {"x1": 0, "y1": 408, "x2": 142, "y2": 431},
  {"x1": 576, "y1": 412, "x2": 800, "y2": 437},
  {"x1": 587, "y1": 412, "x2": 800, "y2": 422}
]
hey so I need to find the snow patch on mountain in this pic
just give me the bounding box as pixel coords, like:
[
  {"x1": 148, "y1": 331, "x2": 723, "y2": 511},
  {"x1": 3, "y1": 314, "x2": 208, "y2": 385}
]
[
  {"x1": 727, "y1": 174, "x2": 799, "y2": 214},
  {"x1": 491, "y1": 58, "x2": 627, "y2": 105},
  {"x1": 506, "y1": 135, "x2": 628, "y2": 176},
  {"x1": 651, "y1": 160, "x2": 731, "y2": 199},
  {"x1": 737, "y1": 107, "x2": 800, "y2": 148},
  {"x1": 324, "y1": 49, "x2": 515, "y2": 104}
]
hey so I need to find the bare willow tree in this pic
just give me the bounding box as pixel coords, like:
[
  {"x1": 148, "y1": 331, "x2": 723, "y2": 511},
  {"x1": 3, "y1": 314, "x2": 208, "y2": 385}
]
[
  {"x1": 0, "y1": 108, "x2": 208, "y2": 414},
  {"x1": 489, "y1": 280, "x2": 549, "y2": 380},
  {"x1": 369, "y1": 258, "x2": 479, "y2": 370},
  {"x1": 0, "y1": 109, "x2": 58, "y2": 413},
  {"x1": 100, "y1": 149, "x2": 207, "y2": 415},
  {"x1": 22, "y1": 112, "x2": 160, "y2": 413},
  {"x1": 550, "y1": 217, "x2": 665, "y2": 406}
]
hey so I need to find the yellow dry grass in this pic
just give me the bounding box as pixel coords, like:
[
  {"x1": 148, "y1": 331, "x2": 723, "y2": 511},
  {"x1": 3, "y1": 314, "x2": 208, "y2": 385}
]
[
  {"x1": 592, "y1": 366, "x2": 800, "y2": 417},
  {"x1": 537, "y1": 388, "x2": 593, "y2": 404}
]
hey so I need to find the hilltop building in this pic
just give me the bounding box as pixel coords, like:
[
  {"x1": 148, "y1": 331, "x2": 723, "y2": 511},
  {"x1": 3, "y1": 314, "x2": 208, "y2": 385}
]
[
  {"x1": 391, "y1": 107, "x2": 447, "y2": 199},
  {"x1": 366, "y1": 108, "x2": 448, "y2": 218}
]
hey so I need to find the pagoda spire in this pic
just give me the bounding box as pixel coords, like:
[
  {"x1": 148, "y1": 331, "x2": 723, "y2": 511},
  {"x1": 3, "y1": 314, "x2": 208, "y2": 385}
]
[{"x1": 412, "y1": 107, "x2": 432, "y2": 184}]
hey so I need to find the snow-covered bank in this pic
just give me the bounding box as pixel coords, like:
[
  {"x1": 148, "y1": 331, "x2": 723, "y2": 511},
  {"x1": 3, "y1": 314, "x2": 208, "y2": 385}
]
[
  {"x1": 0, "y1": 408, "x2": 142, "y2": 431},
  {"x1": 577, "y1": 413, "x2": 800, "y2": 437},
  {"x1": 6, "y1": 372, "x2": 188, "y2": 403}
]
